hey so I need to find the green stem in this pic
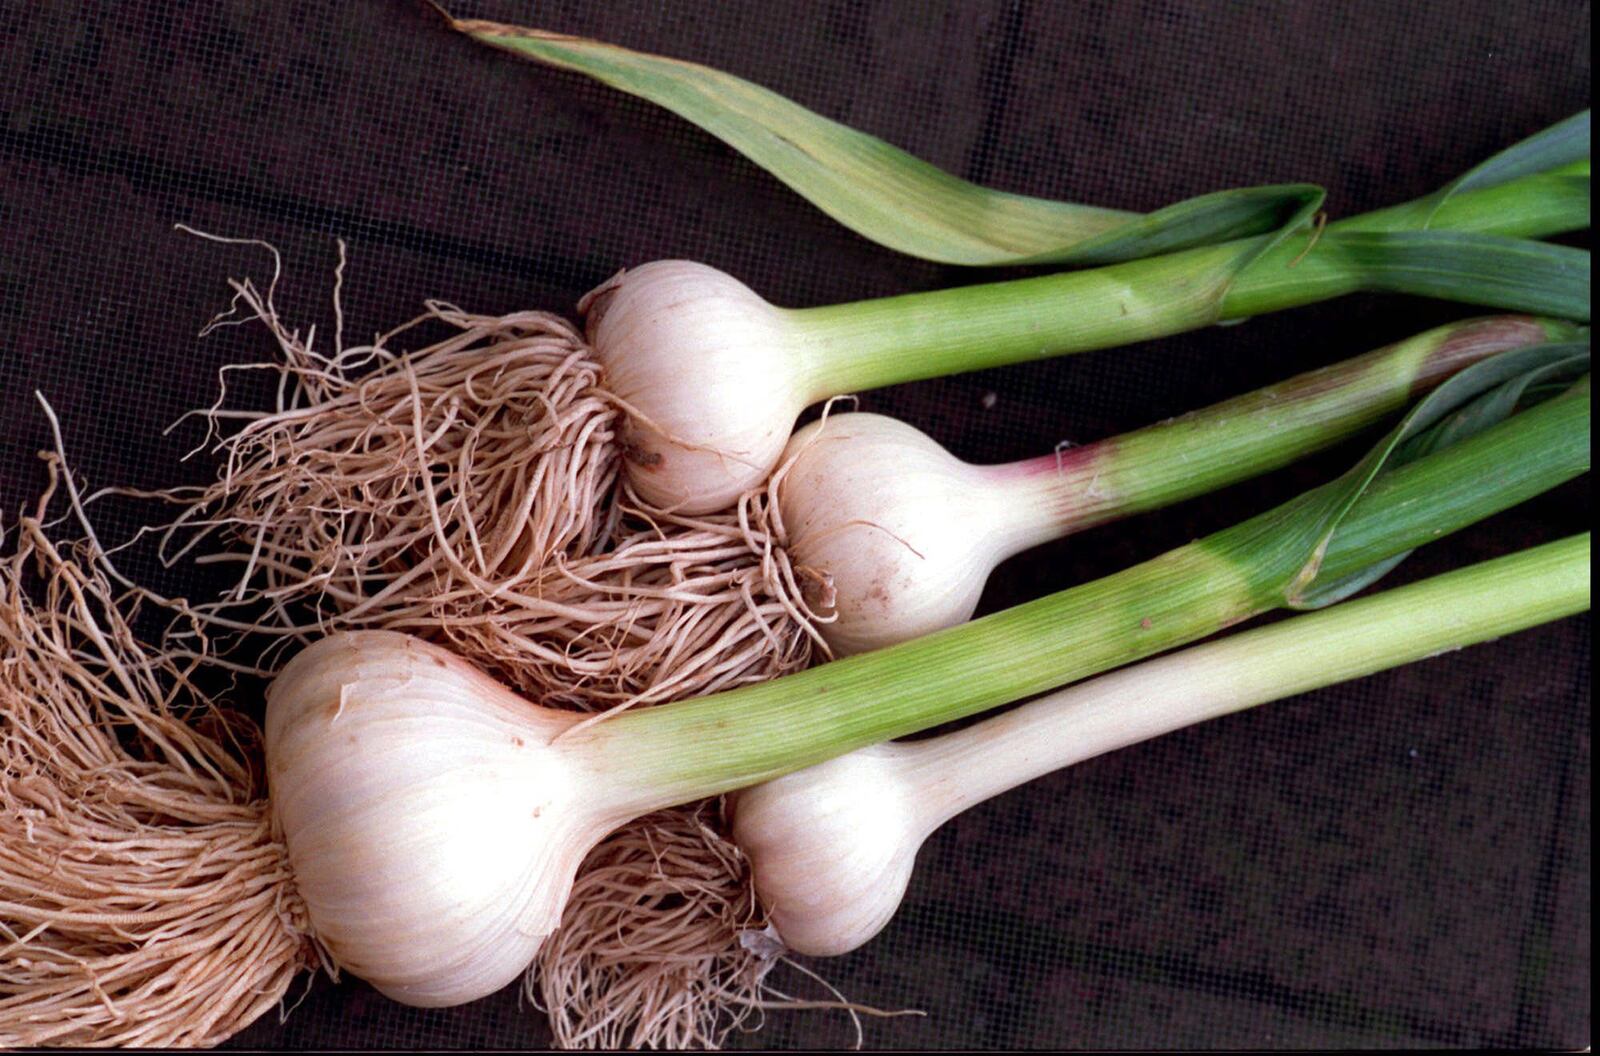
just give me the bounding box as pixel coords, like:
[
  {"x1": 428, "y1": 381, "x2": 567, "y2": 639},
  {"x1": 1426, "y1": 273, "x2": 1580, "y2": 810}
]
[
  {"x1": 585, "y1": 377, "x2": 1589, "y2": 805},
  {"x1": 791, "y1": 170, "x2": 1588, "y2": 396},
  {"x1": 991, "y1": 315, "x2": 1577, "y2": 546}
]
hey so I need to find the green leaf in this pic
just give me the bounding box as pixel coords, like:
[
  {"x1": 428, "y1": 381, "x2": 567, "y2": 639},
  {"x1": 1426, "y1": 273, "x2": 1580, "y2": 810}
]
[
  {"x1": 447, "y1": 16, "x2": 1325, "y2": 266},
  {"x1": 1393, "y1": 344, "x2": 1592, "y2": 463},
  {"x1": 1426, "y1": 110, "x2": 1592, "y2": 224},
  {"x1": 1286, "y1": 343, "x2": 1591, "y2": 609},
  {"x1": 1323, "y1": 231, "x2": 1591, "y2": 320},
  {"x1": 1031, "y1": 183, "x2": 1326, "y2": 267}
]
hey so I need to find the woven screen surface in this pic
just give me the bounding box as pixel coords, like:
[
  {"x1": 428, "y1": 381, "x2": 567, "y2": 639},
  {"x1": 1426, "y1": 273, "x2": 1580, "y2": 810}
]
[{"x1": 0, "y1": 1, "x2": 1590, "y2": 1049}]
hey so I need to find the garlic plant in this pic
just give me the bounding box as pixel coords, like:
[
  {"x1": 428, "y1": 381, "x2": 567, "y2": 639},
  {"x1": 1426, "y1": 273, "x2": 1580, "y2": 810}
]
[
  {"x1": 584, "y1": 166, "x2": 1587, "y2": 510},
  {"x1": 771, "y1": 316, "x2": 1570, "y2": 654},
  {"x1": 729, "y1": 533, "x2": 1590, "y2": 955}
]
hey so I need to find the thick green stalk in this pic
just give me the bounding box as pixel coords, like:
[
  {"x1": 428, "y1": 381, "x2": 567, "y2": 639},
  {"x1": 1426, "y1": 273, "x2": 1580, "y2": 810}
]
[
  {"x1": 793, "y1": 170, "x2": 1588, "y2": 396},
  {"x1": 1000, "y1": 315, "x2": 1577, "y2": 539},
  {"x1": 584, "y1": 378, "x2": 1589, "y2": 804}
]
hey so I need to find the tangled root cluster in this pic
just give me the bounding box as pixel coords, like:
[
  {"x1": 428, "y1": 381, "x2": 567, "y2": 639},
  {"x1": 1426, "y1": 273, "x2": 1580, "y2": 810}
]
[
  {"x1": 163, "y1": 244, "x2": 827, "y2": 715},
  {"x1": 535, "y1": 803, "x2": 777, "y2": 1050},
  {"x1": 0, "y1": 465, "x2": 315, "y2": 1047}
]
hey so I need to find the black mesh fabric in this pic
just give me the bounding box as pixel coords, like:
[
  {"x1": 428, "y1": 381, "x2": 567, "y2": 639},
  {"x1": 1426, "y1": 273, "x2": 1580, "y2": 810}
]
[{"x1": 0, "y1": 1, "x2": 1590, "y2": 1049}]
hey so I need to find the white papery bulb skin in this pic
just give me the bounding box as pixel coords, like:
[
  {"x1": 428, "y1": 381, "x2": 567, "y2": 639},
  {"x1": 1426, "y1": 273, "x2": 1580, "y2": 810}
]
[
  {"x1": 266, "y1": 631, "x2": 619, "y2": 1008},
  {"x1": 585, "y1": 260, "x2": 811, "y2": 513},
  {"x1": 729, "y1": 744, "x2": 923, "y2": 957},
  {"x1": 779, "y1": 413, "x2": 1011, "y2": 656}
]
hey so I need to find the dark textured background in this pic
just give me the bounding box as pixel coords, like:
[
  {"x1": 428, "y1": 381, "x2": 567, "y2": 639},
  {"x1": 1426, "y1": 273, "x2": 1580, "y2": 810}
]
[{"x1": 0, "y1": 1, "x2": 1590, "y2": 1049}]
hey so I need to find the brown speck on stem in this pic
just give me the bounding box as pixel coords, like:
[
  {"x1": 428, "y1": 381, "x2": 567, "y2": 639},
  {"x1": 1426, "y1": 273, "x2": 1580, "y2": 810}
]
[
  {"x1": 1413, "y1": 316, "x2": 1546, "y2": 397},
  {"x1": 1140, "y1": 617, "x2": 1153, "y2": 629}
]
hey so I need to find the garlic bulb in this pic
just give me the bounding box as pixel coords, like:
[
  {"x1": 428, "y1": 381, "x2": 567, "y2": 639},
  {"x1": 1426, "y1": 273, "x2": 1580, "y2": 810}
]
[
  {"x1": 776, "y1": 412, "x2": 1063, "y2": 655},
  {"x1": 584, "y1": 261, "x2": 816, "y2": 513},
  {"x1": 727, "y1": 679, "x2": 1129, "y2": 958},
  {"x1": 724, "y1": 745, "x2": 923, "y2": 957},
  {"x1": 267, "y1": 631, "x2": 646, "y2": 1007}
]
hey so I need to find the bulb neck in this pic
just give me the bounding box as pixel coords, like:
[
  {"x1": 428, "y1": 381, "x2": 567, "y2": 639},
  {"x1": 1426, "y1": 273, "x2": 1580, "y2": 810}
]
[{"x1": 974, "y1": 443, "x2": 1126, "y2": 557}]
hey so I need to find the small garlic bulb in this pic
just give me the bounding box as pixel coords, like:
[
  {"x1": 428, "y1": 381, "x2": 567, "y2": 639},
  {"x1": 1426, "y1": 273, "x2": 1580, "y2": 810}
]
[
  {"x1": 266, "y1": 631, "x2": 635, "y2": 1007},
  {"x1": 585, "y1": 261, "x2": 814, "y2": 513},
  {"x1": 777, "y1": 413, "x2": 1050, "y2": 655},
  {"x1": 728, "y1": 744, "x2": 923, "y2": 957}
]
